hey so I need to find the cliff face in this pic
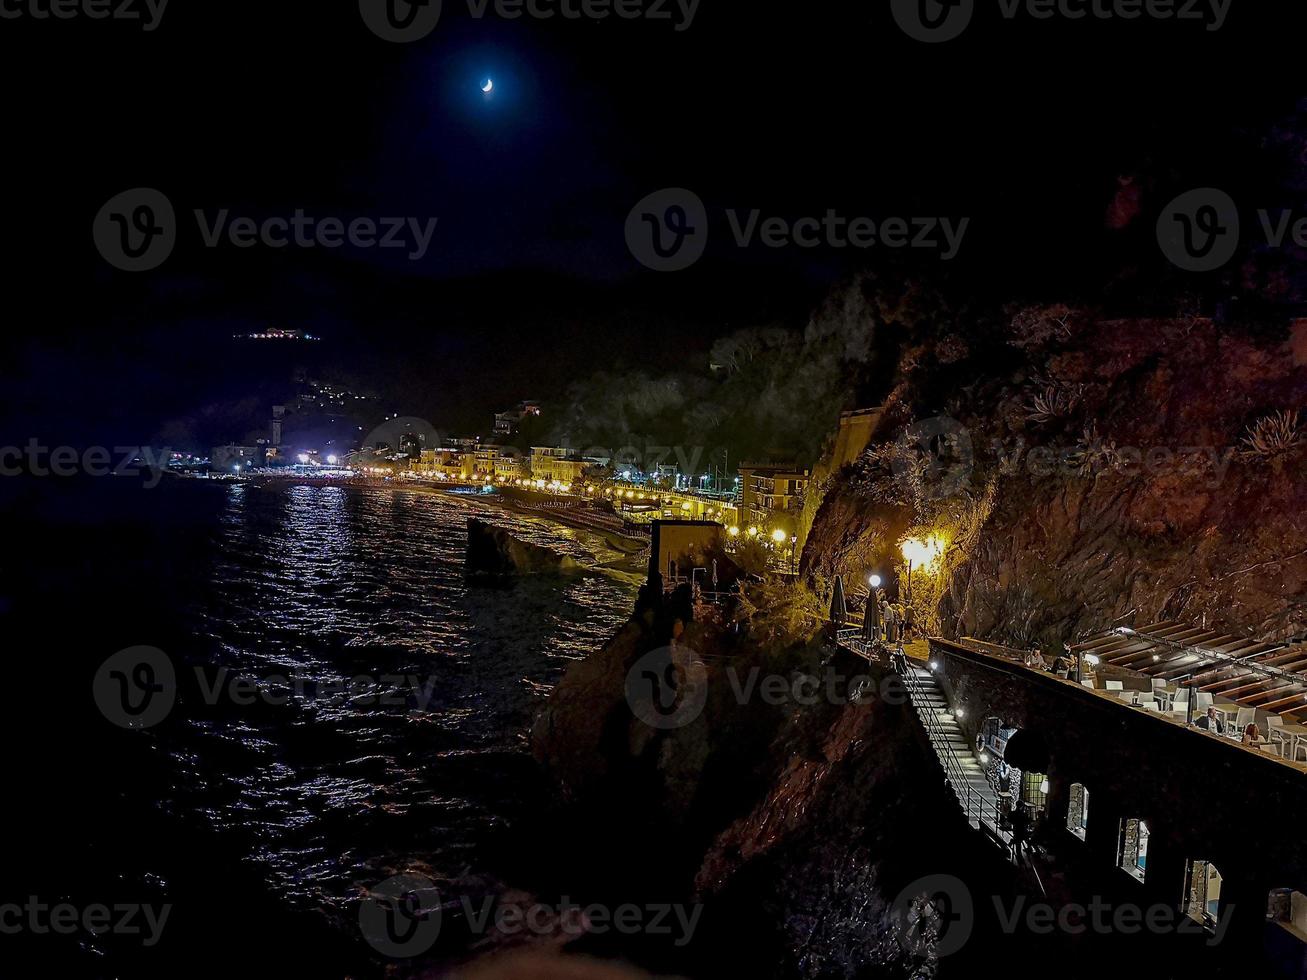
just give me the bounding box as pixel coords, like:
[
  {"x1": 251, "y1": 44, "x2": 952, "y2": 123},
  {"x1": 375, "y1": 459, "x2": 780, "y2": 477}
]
[
  {"x1": 803, "y1": 315, "x2": 1307, "y2": 650},
  {"x1": 531, "y1": 597, "x2": 1004, "y2": 978}
]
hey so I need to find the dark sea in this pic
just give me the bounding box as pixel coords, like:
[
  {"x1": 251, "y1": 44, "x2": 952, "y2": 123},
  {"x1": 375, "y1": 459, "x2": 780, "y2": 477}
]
[{"x1": 0, "y1": 476, "x2": 638, "y2": 978}]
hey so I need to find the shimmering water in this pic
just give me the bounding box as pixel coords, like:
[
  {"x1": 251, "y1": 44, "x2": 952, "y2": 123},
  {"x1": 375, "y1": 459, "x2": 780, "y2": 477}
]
[
  {"x1": 174, "y1": 484, "x2": 637, "y2": 908},
  {"x1": 2, "y1": 478, "x2": 638, "y2": 977}
]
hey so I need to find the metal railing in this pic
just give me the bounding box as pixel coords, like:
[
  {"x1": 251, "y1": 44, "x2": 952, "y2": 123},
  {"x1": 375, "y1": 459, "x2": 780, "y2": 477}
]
[{"x1": 891, "y1": 651, "x2": 1005, "y2": 839}]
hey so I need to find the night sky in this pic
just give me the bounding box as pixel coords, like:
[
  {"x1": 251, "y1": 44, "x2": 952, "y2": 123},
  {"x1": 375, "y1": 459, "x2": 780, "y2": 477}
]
[{"x1": 4, "y1": 1, "x2": 1307, "y2": 447}]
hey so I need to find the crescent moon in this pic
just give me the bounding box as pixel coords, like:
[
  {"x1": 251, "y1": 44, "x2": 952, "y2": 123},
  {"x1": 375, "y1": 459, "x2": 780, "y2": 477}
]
[{"x1": 481, "y1": 78, "x2": 494, "y2": 93}]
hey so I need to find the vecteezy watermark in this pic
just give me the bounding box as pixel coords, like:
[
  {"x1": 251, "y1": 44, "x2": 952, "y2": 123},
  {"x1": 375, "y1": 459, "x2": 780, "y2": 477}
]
[
  {"x1": 0, "y1": 0, "x2": 169, "y2": 31},
  {"x1": 0, "y1": 441, "x2": 171, "y2": 487},
  {"x1": 358, "y1": 0, "x2": 699, "y2": 43},
  {"x1": 625, "y1": 646, "x2": 710, "y2": 730},
  {"x1": 623, "y1": 646, "x2": 906, "y2": 731},
  {"x1": 891, "y1": 874, "x2": 1232, "y2": 957},
  {"x1": 359, "y1": 872, "x2": 702, "y2": 958},
  {"x1": 93, "y1": 646, "x2": 445, "y2": 730},
  {"x1": 625, "y1": 188, "x2": 969, "y2": 271},
  {"x1": 890, "y1": 0, "x2": 1230, "y2": 43},
  {"x1": 93, "y1": 188, "x2": 439, "y2": 272},
  {"x1": 1157, "y1": 187, "x2": 1307, "y2": 272},
  {"x1": 891, "y1": 874, "x2": 975, "y2": 958},
  {"x1": 883, "y1": 416, "x2": 1245, "y2": 499},
  {"x1": 0, "y1": 897, "x2": 172, "y2": 947},
  {"x1": 894, "y1": 416, "x2": 975, "y2": 501}
]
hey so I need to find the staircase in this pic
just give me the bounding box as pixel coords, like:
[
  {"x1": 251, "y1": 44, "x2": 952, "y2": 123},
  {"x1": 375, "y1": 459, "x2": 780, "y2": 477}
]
[{"x1": 892, "y1": 652, "x2": 1008, "y2": 843}]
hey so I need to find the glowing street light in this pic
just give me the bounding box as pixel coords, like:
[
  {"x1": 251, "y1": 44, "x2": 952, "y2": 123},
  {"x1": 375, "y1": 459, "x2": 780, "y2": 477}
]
[
  {"x1": 771, "y1": 528, "x2": 787, "y2": 544},
  {"x1": 869, "y1": 573, "x2": 882, "y2": 588}
]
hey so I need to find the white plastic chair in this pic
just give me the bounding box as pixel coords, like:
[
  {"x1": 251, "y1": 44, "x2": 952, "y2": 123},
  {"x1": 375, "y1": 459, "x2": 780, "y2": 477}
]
[
  {"x1": 1267, "y1": 715, "x2": 1287, "y2": 749},
  {"x1": 1106, "y1": 680, "x2": 1123, "y2": 692},
  {"x1": 1170, "y1": 688, "x2": 1191, "y2": 719},
  {"x1": 1234, "y1": 706, "x2": 1256, "y2": 738},
  {"x1": 1196, "y1": 691, "x2": 1214, "y2": 711}
]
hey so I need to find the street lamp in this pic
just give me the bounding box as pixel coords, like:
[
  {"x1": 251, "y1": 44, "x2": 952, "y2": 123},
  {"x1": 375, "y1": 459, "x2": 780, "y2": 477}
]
[{"x1": 869, "y1": 573, "x2": 882, "y2": 589}]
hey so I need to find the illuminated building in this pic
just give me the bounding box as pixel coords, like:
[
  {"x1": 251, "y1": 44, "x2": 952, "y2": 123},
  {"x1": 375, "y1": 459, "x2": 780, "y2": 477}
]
[{"x1": 737, "y1": 462, "x2": 810, "y2": 531}]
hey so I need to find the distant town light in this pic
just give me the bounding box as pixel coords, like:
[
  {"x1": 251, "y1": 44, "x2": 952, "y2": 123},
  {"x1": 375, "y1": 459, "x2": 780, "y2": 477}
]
[
  {"x1": 728, "y1": 526, "x2": 740, "y2": 536},
  {"x1": 326, "y1": 455, "x2": 338, "y2": 465},
  {"x1": 747, "y1": 527, "x2": 759, "y2": 537}
]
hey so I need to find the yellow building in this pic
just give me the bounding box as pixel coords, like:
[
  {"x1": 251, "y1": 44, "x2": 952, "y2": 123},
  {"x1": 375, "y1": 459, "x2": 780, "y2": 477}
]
[
  {"x1": 529, "y1": 447, "x2": 589, "y2": 485},
  {"x1": 738, "y1": 462, "x2": 809, "y2": 533}
]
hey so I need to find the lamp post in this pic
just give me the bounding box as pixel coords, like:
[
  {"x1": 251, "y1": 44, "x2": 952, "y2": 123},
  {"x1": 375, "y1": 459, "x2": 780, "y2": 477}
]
[{"x1": 906, "y1": 559, "x2": 913, "y2": 607}]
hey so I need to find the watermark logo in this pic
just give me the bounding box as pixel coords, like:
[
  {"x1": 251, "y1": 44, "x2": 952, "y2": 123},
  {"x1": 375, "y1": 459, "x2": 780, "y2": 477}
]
[
  {"x1": 360, "y1": 0, "x2": 698, "y2": 39},
  {"x1": 359, "y1": 873, "x2": 444, "y2": 958},
  {"x1": 94, "y1": 189, "x2": 440, "y2": 271},
  {"x1": 626, "y1": 188, "x2": 969, "y2": 271},
  {"x1": 625, "y1": 188, "x2": 709, "y2": 272},
  {"x1": 0, "y1": 442, "x2": 171, "y2": 487},
  {"x1": 890, "y1": 875, "x2": 1234, "y2": 954},
  {"x1": 891, "y1": 874, "x2": 974, "y2": 958},
  {"x1": 891, "y1": 0, "x2": 975, "y2": 43},
  {"x1": 894, "y1": 416, "x2": 975, "y2": 499},
  {"x1": 1156, "y1": 188, "x2": 1240, "y2": 272},
  {"x1": 93, "y1": 646, "x2": 176, "y2": 730},
  {"x1": 358, "y1": 873, "x2": 704, "y2": 957},
  {"x1": 0, "y1": 0, "x2": 169, "y2": 31},
  {"x1": 360, "y1": 416, "x2": 443, "y2": 456},
  {"x1": 893, "y1": 0, "x2": 1230, "y2": 41},
  {"x1": 624, "y1": 646, "x2": 709, "y2": 730},
  {"x1": 0, "y1": 897, "x2": 172, "y2": 946},
  {"x1": 93, "y1": 188, "x2": 176, "y2": 272},
  {"x1": 359, "y1": 0, "x2": 442, "y2": 42},
  {"x1": 92, "y1": 646, "x2": 452, "y2": 729}
]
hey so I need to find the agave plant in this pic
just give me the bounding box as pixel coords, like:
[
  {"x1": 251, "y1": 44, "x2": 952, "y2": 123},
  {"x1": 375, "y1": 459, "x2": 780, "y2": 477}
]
[
  {"x1": 1240, "y1": 410, "x2": 1302, "y2": 460},
  {"x1": 1024, "y1": 382, "x2": 1082, "y2": 424}
]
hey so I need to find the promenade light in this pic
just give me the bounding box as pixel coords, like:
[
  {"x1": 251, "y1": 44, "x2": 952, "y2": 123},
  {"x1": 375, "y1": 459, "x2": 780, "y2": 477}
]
[
  {"x1": 747, "y1": 527, "x2": 758, "y2": 537},
  {"x1": 771, "y1": 529, "x2": 787, "y2": 544},
  {"x1": 869, "y1": 574, "x2": 882, "y2": 588},
  {"x1": 728, "y1": 526, "x2": 739, "y2": 536}
]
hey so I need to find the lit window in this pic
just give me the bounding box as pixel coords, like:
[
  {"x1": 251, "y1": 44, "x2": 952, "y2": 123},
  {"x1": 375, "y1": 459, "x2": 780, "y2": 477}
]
[
  {"x1": 1183, "y1": 860, "x2": 1222, "y2": 932},
  {"x1": 1066, "y1": 783, "x2": 1089, "y2": 840},
  {"x1": 1118, "y1": 818, "x2": 1149, "y2": 882}
]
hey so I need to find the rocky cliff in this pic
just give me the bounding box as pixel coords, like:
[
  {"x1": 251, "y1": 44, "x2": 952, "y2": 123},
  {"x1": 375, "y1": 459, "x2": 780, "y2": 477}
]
[
  {"x1": 530, "y1": 587, "x2": 1012, "y2": 978},
  {"x1": 802, "y1": 313, "x2": 1307, "y2": 651}
]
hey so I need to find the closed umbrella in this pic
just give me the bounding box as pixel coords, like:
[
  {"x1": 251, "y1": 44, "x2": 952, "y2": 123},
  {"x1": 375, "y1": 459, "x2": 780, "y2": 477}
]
[
  {"x1": 863, "y1": 592, "x2": 881, "y2": 641},
  {"x1": 829, "y1": 575, "x2": 848, "y2": 626}
]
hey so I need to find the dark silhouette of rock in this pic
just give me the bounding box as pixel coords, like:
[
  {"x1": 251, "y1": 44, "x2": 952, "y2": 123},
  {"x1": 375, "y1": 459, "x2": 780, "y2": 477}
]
[{"x1": 465, "y1": 518, "x2": 583, "y2": 578}]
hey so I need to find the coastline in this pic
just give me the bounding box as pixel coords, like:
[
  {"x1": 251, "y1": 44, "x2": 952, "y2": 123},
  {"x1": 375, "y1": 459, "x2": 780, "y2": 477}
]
[{"x1": 211, "y1": 473, "x2": 650, "y2": 578}]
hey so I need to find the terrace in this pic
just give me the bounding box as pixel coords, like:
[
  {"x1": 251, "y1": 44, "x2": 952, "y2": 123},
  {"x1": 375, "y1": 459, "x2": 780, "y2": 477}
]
[{"x1": 1071, "y1": 620, "x2": 1307, "y2": 761}]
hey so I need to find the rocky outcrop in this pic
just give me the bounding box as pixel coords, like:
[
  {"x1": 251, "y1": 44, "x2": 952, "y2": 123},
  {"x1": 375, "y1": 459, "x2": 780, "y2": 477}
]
[
  {"x1": 803, "y1": 315, "x2": 1307, "y2": 650},
  {"x1": 466, "y1": 518, "x2": 583, "y2": 578},
  {"x1": 530, "y1": 592, "x2": 1004, "y2": 978}
]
